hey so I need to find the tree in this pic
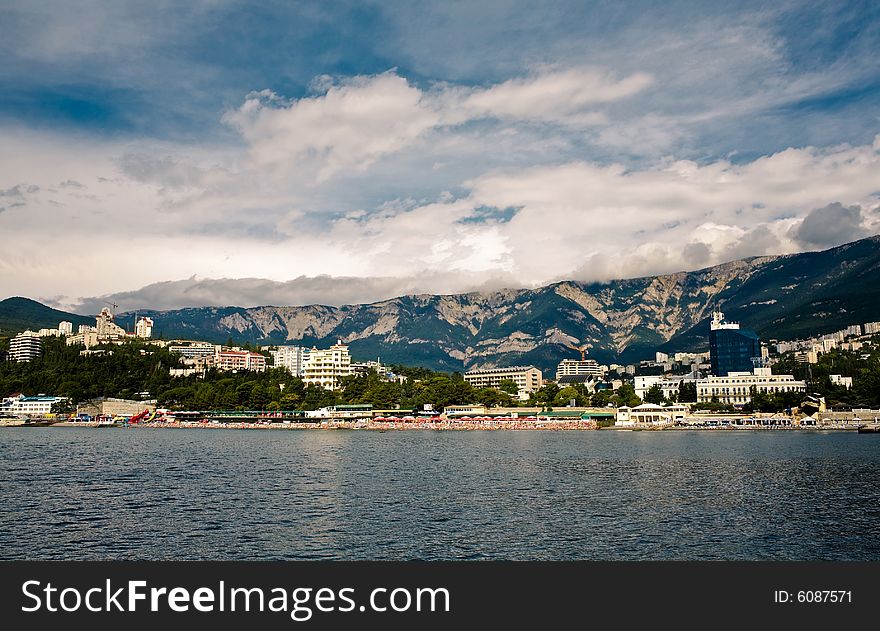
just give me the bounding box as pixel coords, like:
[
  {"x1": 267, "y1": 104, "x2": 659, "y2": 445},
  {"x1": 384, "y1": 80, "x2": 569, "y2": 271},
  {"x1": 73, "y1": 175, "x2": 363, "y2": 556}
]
[
  {"x1": 643, "y1": 384, "x2": 665, "y2": 404},
  {"x1": 678, "y1": 381, "x2": 697, "y2": 403},
  {"x1": 612, "y1": 383, "x2": 641, "y2": 407},
  {"x1": 497, "y1": 379, "x2": 519, "y2": 396},
  {"x1": 554, "y1": 386, "x2": 587, "y2": 407}
]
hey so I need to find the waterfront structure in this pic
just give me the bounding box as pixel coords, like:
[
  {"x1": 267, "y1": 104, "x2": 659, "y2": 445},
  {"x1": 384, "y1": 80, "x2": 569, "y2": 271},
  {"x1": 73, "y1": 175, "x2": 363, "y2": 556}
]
[
  {"x1": 301, "y1": 341, "x2": 351, "y2": 390},
  {"x1": 444, "y1": 404, "x2": 488, "y2": 416},
  {"x1": 271, "y1": 346, "x2": 310, "y2": 376},
  {"x1": 77, "y1": 397, "x2": 156, "y2": 418},
  {"x1": 8, "y1": 331, "x2": 42, "y2": 362},
  {"x1": 135, "y1": 317, "x2": 154, "y2": 339},
  {"x1": 216, "y1": 349, "x2": 267, "y2": 372},
  {"x1": 615, "y1": 403, "x2": 688, "y2": 426},
  {"x1": 709, "y1": 310, "x2": 761, "y2": 376},
  {"x1": 696, "y1": 368, "x2": 805, "y2": 405},
  {"x1": 555, "y1": 358, "x2": 602, "y2": 381},
  {"x1": 58, "y1": 321, "x2": 73, "y2": 335},
  {"x1": 463, "y1": 365, "x2": 543, "y2": 399},
  {"x1": 1, "y1": 393, "x2": 67, "y2": 416}
]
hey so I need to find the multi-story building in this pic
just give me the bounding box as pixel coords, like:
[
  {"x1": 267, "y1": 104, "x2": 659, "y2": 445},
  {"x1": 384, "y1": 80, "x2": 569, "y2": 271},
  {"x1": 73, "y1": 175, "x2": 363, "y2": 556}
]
[
  {"x1": 829, "y1": 374, "x2": 853, "y2": 389},
  {"x1": 302, "y1": 341, "x2": 351, "y2": 390},
  {"x1": 696, "y1": 368, "x2": 805, "y2": 405},
  {"x1": 463, "y1": 365, "x2": 543, "y2": 399},
  {"x1": 37, "y1": 328, "x2": 61, "y2": 337},
  {"x1": 271, "y1": 346, "x2": 310, "y2": 376},
  {"x1": 58, "y1": 321, "x2": 73, "y2": 335},
  {"x1": 8, "y1": 331, "x2": 42, "y2": 362},
  {"x1": 864, "y1": 322, "x2": 880, "y2": 336},
  {"x1": 135, "y1": 317, "x2": 153, "y2": 339},
  {"x1": 709, "y1": 310, "x2": 761, "y2": 376},
  {"x1": 168, "y1": 342, "x2": 217, "y2": 359},
  {"x1": 215, "y1": 349, "x2": 267, "y2": 372},
  {"x1": 1, "y1": 394, "x2": 67, "y2": 416},
  {"x1": 633, "y1": 375, "x2": 694, "y2": 401},
  {"x1": 842, "y1": 325, "x2": 862, "y2": 338},
  {"x1": 95, "y1": 308, "x2": 126, "y2": 338},
  {"x1": 555, "y1": 358, "x2": 602, "y2": 381}
]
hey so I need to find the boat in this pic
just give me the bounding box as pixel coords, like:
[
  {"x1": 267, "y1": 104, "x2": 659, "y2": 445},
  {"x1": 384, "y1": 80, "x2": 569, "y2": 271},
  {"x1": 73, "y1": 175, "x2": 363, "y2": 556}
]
[{"x1": 857, "y1": 424, "x2": 880, "y2": 434}]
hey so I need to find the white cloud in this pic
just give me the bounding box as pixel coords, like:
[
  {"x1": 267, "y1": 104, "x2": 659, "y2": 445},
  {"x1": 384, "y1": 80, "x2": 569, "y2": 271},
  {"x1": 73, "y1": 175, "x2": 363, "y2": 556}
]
[
  {"x1": 224, "y1": 73, "x2": 441, "y2": 182},
  {"x1": 223, "y1": 67, "x2": 652, "y2": 182}
]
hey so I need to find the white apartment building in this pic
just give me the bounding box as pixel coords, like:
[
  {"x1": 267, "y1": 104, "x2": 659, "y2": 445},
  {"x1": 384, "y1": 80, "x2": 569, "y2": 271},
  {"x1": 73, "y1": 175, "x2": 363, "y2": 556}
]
[
  {"x1": 864, "y1": 322, "x2": 880, "y2": 335},
  {"x1": 1, "y1": 394, "x2": 67, "y2": 416},
  {"x1": 633, "y1": 375, "x2": 692, "y2": 401},
  {"x1": 58, "y1": 321, "x2": 73, "y2": 335},
  {"x1": 9, "y1": 331, "x2": 42, "y2": 362},
  {"x1": 555, "y1": 358, "x2": 602, "y2": 381},
  {"x1": 37, "y1": 328, "x2": 62, "y2": 337},
  {"x1": 135, "y1": 317, "x2": 153, "y2": 339},
  {"x1": 271, "y1": 346, "x2": 310, "y2": 376},
  {"x1": 463, "y1": 365, "x2": 543, "y2": 400},
  {"x1": 301, "y1": 341, "x2": 351, "y2": 390},
  {"x1": 829, "y1": 374, "x2": 853, "y2": 389},
  {"x1": 696, "y1": 368, "x2": 805, "y2": 405}
]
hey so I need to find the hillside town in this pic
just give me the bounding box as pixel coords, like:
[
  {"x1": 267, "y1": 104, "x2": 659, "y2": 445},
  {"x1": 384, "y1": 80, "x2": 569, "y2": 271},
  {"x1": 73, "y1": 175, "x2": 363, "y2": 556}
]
[{"x1": 2, "y1": 304, "x2": 879, "y2": 430}]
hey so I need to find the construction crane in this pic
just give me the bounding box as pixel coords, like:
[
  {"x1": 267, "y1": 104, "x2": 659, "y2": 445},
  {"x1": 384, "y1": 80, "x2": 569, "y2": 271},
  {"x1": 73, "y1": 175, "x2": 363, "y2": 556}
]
[
  {"x1": 564, "y1": 342, "x2": 591, "y2": 361},
  {"x1": 103, "y1": 301, "x2": 118, "y2": 316}
]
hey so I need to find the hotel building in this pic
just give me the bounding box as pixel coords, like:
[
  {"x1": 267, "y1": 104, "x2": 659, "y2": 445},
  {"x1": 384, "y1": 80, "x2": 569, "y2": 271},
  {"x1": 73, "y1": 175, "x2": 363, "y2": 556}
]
[
  {"x1": 301, "y1": 341, "x2": 351, "y2": 390},
  {"x1": 696, "y1": 368, "x2": 806, "y2": 405},
  {"x1": 555, "y1": 358, "x2": 602, "y2": 381},
  {"x1": 464, "y1": 365, "x2": 543, "y2": 399},
  {"x1": 8, "y1": 331, "x2": 42, "y2": 362}
]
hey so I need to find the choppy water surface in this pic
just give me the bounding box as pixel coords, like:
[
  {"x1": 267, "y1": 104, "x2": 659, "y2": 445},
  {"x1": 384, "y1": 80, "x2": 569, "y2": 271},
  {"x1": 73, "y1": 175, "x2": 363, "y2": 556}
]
[{"x1": 1, "y1": 428, "x2": 878, "y2": 560}]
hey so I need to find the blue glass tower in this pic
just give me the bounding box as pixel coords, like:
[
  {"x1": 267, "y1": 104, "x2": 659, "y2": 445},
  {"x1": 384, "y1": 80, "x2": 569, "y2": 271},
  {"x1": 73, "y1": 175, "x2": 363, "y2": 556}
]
[{"x1": 708, "y1": 311, "x2": 761, "y2": 376}]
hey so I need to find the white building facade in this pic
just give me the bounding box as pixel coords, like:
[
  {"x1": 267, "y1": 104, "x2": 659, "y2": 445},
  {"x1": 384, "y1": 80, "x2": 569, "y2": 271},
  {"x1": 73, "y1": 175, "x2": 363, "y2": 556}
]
[
  {"x1": 464, "y1": 366, "x2": 543, "y2": 400},
  {"x1": 135, "y1": 317, "x2": 153, "y2": 339},
  {"x1": 555, "y1": 359, "x2": 602, "y2": 381},
  {"x1": 301, "y1": 341, "x2": 351, "y2": 390},
  {"x1": 9, "y1": 331, "x2": 42, "y2": 362},
  {"x1": 696, "y1": 368, "x2": 806, "y2": 405},
  {"x1": 271, "y1": 346, "x2": 310, "y2": 376}
]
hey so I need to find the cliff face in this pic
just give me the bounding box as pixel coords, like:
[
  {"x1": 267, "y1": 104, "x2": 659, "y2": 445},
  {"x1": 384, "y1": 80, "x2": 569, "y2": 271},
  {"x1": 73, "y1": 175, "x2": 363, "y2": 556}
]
[{"x1": 126, "y1": 236, "x2": 880, "y2": 372}]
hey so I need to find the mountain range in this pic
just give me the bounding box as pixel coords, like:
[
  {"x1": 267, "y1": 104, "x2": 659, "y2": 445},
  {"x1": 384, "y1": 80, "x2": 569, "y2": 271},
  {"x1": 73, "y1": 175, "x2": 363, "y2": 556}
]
[{"x1": 2, "y1": 236, "x2": 879, "y2": 372}]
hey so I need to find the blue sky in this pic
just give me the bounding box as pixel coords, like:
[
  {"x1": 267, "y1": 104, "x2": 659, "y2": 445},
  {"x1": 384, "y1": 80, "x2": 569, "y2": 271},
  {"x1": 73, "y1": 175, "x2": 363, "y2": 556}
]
[{"x1": 0, "y1": 0, "x2": 879, "y2": 311}]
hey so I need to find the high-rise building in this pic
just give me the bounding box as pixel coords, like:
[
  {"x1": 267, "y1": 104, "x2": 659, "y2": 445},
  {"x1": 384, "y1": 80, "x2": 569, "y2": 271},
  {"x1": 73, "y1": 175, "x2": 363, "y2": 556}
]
[
  {"x1": 135, "y1": 317, "x2": 153, "y2": 339},
  {"x1": 95, "y1": 308, "x2": 126, "y2": 338},
  {"x1": 58, "y1": 321, "x2": 73, "y2": 335},
  {"x1": 302, "y1": 341, "x2": 351, "y2": 390},
  {"x1": 9, "y1": 331, "x2": 42, "y2": 362},
  {"x1": 272, "y1": 346, "x2": 310, "y2": 376},
  {"x1": 709, "y1": 310, "x2": 761, "y2": 376}
]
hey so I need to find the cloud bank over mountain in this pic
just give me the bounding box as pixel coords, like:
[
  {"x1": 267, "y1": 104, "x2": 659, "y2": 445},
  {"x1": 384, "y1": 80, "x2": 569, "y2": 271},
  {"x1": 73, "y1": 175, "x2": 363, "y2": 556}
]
[{"x1": 1, "y1": 2, "x2": 879, "y2": 309}]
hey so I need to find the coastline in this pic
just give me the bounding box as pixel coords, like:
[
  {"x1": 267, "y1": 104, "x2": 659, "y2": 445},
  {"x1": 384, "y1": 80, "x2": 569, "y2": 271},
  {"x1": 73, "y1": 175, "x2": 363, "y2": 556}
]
[{"x1": 10, "y1": 419, "x2": 863, "y2": 431}]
